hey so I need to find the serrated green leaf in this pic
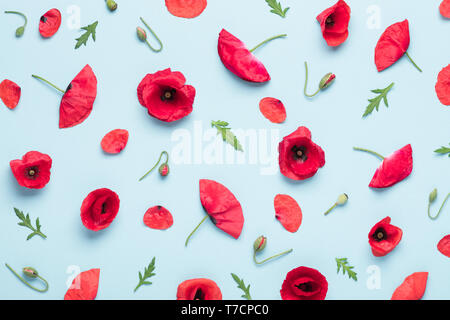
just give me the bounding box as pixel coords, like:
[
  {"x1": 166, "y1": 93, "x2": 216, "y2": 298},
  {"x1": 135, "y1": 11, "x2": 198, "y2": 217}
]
[
  {"x1": 75, "y1": 21, "x2": 98, "y2": 49},
  {"x1": 212, "y1": 120, "x2": 244, "y2": 152},
  {"x1": 363, "y1": 83, "x2": 394, "y2": 118},
  {"x1": 134, "y1": 257, "x2": 156, "y2": 293},
  {"x1": 335, "y1": 257, "x2": 358, "y2": 282},
  {"x1": 13, "y1": 208, "x2": 46, "y2": 240},
  {"x1": 265, "y1": 0, "x2": 289, "y2": 18},
  {"x1": 231, "y1": 273, "x2": 252, "y2": 300},
  {"x1": 434, "y1": 144, "x2": 450, "y2": 156}
]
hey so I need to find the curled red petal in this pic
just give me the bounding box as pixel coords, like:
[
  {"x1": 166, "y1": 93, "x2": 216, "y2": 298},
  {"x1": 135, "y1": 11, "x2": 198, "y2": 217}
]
[
  {"x1": 316, "y1": 0, "x2": 351, "y2": 47},
  {"x1": 0, "y1": 79, "x2": 21, "y2": 109},
  {"x1": 375, "y1": 20, "x2": 410, "y2": 72},
  {"x1": 101, "y1": 129, "x2": 129, "y2": 154},
  {"x1": 177, "y1": 278, "x2": 222, "y2": 300},
  {"x1": 391, "y1": 272, "x2": 428, "y2": 300},
  {"x1": 80, "y1": 188, "x2": 120, "y2": 231},
  {"x1": 143, "y1": 206, "x2": 174, "y2": 230},
  {"x1": 10, "y1": 151, "x2": 52, "y2": 189},
  {"x1": 165, "y1": 0, "x2": 207, "y2": 19},
  {"x1": 280, "y1": 266, "x2": 328, "y2": 300},
  {"x1": 440, "y1": 0, "x2": 450, "y2": 18},
  {"x1": 60, "y1": 64, "x2": 97, "y2": 128},
  {"x1": 437, "y1": 235, "x2": 450, "y2": 258},
  {"x1": 64, "y1": 269, "x2": 100, "y2": 300},
  {"x1": 435, "y1": 64, "x2": 450, "y2": 106},
  {"x1": 259, "y1": 97, "x2": 286, "y2": 123},
  {"x1": 199, "y1": 179, "x2": 244, "y2": 239},
  {"x1": 218, "y1": 29, "x2": 270, "y2": 83},
  {"x1": 39, "y1": 8, "x2": 62, "y2": 38},
  {"x1": 369, "y1": 144, "x2": 413, "y2": 188},
  {"x1": 274, "y1": 194, "x2": 302, "y2": 233}
]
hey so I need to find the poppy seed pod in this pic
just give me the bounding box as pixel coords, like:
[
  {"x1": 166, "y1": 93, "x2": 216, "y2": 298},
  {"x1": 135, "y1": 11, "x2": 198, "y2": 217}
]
[
  {"x1": 336, "y1": 193, "x2": 348, "y2": 205},
  {"x1": 106, "y1": 0, "x2": 118, "y2": 11},
  {"x1": 23, "y1": 267, "x2": 38, "y2": 278},
  {"x1": 319, "y1": 73, "x2": 336, "y2": 90},
  {"x1": 253, "y1": 236, "x2": 267, "y2": 252},
  {"x1": 136, "y1": 27, "x2": 147, "y2": 41}
]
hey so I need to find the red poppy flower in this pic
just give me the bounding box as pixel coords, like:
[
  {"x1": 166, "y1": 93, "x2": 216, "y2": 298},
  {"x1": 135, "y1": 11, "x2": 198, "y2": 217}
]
[
  {"x1": 368, "y1": 217, "x2": 402, "y2": 257},
  {"x1": 218, "y1": 29, "x2": 270, "y2": 83},
  {"x1": 64, "y1": 268, "x2": 100, "y2": 300},
  {"x1": 137, "y1": 68, "x2": 195, "y2": 122},
  {"x1": 316, "y1": 0, "x2": 351, "y2": 47},
  {"x1": 39, "y1": 8, "x2": 61, "y2": 38},
  {"x1": 165, "y1": 0, "x2": 207, "y2": 19},
  {"x1": 176, "y1": 278, "x2": 222, "y2": 300},
  {"x1": 375, "y1": 20, "x2": 410, "y2": 72},
  {"x1": 391, "y1": 272, "x2": 428, "y2": 300},
  {"x1": 280, "y1": 266, "x2": 328, "y2": 300},
  {"x1": 10, "y1": 151, "x2": 52, "y2": 189},
  {"x1": 440, "y1": 0, "x2": 450, "y2": 18},
  {"x1": 437, "y1": 235, "x2": 450, "y2": 258},
  {"x1": 0, "y1": 79, "x2": 21, "y2": 109},
  {"x1": 278, "y1": 126, "x2": 325, "y2": 180},
  {"x1": 274, "y1": 194, "x2": 302, "y2": 233},
  {"x1": 259, "y1": 97, "x2": 286, "y2": 123},
  {"x1": 80, "y1": 188, "x2": 120, "y2": 231},
  {"x1": 101, "y1": 129, "x2": 129, "y2": 154},
  {"x1": 60, "y1": 65, "x2": 97, "y2": 128},
  {"x1": 435, "y1": 64, "x2": 450, "y2": 106},
  {"x1": 143, "y1": 205, "x2": 174, "y2": 230}
]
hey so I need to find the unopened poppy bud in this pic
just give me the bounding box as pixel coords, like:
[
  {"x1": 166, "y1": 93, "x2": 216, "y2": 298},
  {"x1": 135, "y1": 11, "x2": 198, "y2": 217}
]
[
  {"x1": 159, "y1": 163, "x2": 169, "y2": 176},
  {"x1": 319, "y1": 73, "x2": 336, "y2": 90},
  {"x1": 253, "y1": 235, "x2": 267, "y2": 252},
  {"x1": 15, "y1": 26, "x2": 25, "y2": 37},
  {"x1": 22, "y1": 267, "x2": 38, "y2": 278},
  {"x1": 136, "y1": 27, "x2": 147, "y2": 42},
  {"x1": 106, "y1": 0, "x2": 118, "y2": 11},
  {"x1": 336, "y1": 193, "x2": 348, "y2": 206},
  {"x1": 429, "y1": 188, "x2": 438, "y2": 203}
]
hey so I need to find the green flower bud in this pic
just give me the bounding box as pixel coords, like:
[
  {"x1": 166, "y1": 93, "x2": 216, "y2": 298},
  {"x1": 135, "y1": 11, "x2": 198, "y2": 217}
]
[
  {"x1": 336, "y1": 193, "x2": 348, "y2": 206},
  {"x1": 15, "y1": 26, "x2": 25, "y2": 37},
  {"x1": 23, "y1": 267, "x2": 38, "y2": 278},
  {"x1": 429, "y1": 188, "x2": 438, "y2": 203},
  {"x1": 253, "y1": 235, "x2": 267, "y2": 252},
  {"x1": 106, "y1": 0, "x2": 118, "y2": 11},
  {"x1": 158, "y1": 163, "x2": 169, "y2": 176},
  {"x1": 136, "y1": 27, "x2": 147, "y2": 42},
  {"x1": 319, "y1": 73, "x2": 336, "y2": 90}
]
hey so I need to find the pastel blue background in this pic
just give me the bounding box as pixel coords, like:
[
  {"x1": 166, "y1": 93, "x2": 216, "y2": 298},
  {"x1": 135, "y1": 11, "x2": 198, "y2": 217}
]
[{"x1": 0, "y1": 0, "x2": 448, "y2": 300}]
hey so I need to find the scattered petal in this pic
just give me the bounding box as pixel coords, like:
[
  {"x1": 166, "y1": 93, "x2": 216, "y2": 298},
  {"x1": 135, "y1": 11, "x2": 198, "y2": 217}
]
[
  {"x1": 437, "y1": 235, "x2": 450, "y2": 258},
  {"x1": 259, "y1": 97, "x2": 286, "y2": 123},
  {"x1": 39, "y1": 8, "x2": 62, "y2": 38},
  {"x1": 101, "y1": 129, "x2": 129, "y2": 154},
  {"x1": 274, "y1": 194, "x2": 302, "y2": 233},
  {"x1": 165, "y1": 0, "x2": 207, "y2": 19},
  {"x1": 391, "y1": 272, "x2": 428, "y2": 300},
  {"x1": 64, "y1": 269, "x2": 100, "y2": 300},
  {"x1": 435, "y1": 64, "x2": 450, "y2": 106},
  {"x1": 143, "y1": 206, "x2": 174, "y2": 230},
  {"x1": 375, "y1": 20, "x2": 410, "y2": 72},
  {"x1": 440, "y1": 0, "x2": 450, "y2": 18},
  {"x1": 0, "y1": 79, "x2": 21, "y2": 109}
]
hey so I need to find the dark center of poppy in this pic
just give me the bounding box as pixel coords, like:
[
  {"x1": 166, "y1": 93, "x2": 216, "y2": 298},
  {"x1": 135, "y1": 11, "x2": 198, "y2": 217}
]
[
  {"x1": 291, "y1": 145, "x2": 308, "y2": 161},
  {"x1": 326, "y1": 15, "x2": 335, "y2": 27},
  {"x1": 193, "y1": 288, "x2": 205, "y2": 300},
  {"x1": 66, "y1": 83, "x2": 73, "y2": 92},
  {"x1": 373, "y1": 228, "x2": 387, "y2": 242},
  {"x1": 101, "y1": 202, "x2": 107, "y2": 214},
  {"x1": 26, "y1": 166, "x2": 39, "y2": 179},
  {"x1": 295, "y1": 282, "x2": 313, "y2": 292},
  {"x1": 40, "y1": 16, "x2": 47, "y2": 23},
  {"x1": 161, "y1": 89, "x2": 176, "y2": 101}
]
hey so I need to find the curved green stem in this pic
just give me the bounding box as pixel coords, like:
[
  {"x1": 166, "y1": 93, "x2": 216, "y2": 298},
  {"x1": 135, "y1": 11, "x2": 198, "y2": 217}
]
[
  {"x1": 304, "y1": 62, "x2": 320, "y2": 97},
  {"x1": 31, "y1": 75, "x2": 65, "y2": 94},
  {"x1": 404, "y1": 52, "x2": 422, "y2": 73},
  {"x1": 5, "y1": 264, "x2": 49, "y2": 293},
  {"x1": 353, "y1": 147, "x2": 385, "y2": 160},
  {"x1": 324, "y1": 203, "x2": 337, "y2": 216},
  {"x1": 253, "y1": 249, "x2": 293, "y2": 265},
  {"x1": 140, "y1": 17, "x2": 163, "y2": 52},
  {"x1": 249, "y1": 34, "x2": 287, "y2": 53},
  {"x1": 428, "y1": 193, "x2": 450, "y2": 220},
  {"x1": 139, "y1": 151, "x2": 168, "y2": 181},
  {"x1": 5, "y1": 11, "x2": 27, "y2": 26},
  {"x1": 185, "y1": 215, "x2": 208, "y2": 247}
]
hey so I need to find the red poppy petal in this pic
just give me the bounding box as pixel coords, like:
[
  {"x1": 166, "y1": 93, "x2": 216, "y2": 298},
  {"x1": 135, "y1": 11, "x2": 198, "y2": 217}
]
[
  {"x1": 369, "y1": 144, "x2": 413, "y2": 188},
  {"x1": 435, "y1": 64, "x2": 450, "y2": 106},
  {"x1": 59, "y1": 64, "x2": 97, "y2": 128},
  {"x1": 218, "y1": 29, "x2": 270, "y2": 83},
  {"x1": 101, "y1": 129, "x2": 129, "y2": 154},
  {"x1": 391, "y1": 272, "x2": 428, "y2": 300},
  {"x1": 0, "y1": 79, "x2": 21, "y2": 109},
  {"x1": 259, "y1": 97, "x2": 286, "y2": 123},
  {"x1": 440, "y1": 0, "x2": 450, "y2": 18},
  {"x1": 375, "y1": 20, "x2": 410, "y2": 72},
  {"x1": 177, "y1": 278, "x2": 222, "y2": 300},
  {"x1": 39, "y1": 8, "x2": 62, "y2": 38},
  {"x1": 199, "y1": 179, "x2": 244, "y2": 239},
  {"x1": 274, "y1": 194, "x2": 302, "y2": 233},
  {"x1": 64, "y1": 269, "x2": 100, "y2": 300},
  {"x1": 316, "y1": 0, "x2": 351, "y2": 47},
  {"x1": 165, "y1": 0, "x2": 207, "y2": 18},
  {"x1": 81, "y1": 188, "x2": 120, "y2": 231},
  {"x1": 437, "y1": 235, "x2": 450, "y2": 258},
  {"x1": 321, "y1": 31, "x2": 349, "y2": 47},
  {"x1": 143, "y1": 206, "x2": 174, "y2": 230}
]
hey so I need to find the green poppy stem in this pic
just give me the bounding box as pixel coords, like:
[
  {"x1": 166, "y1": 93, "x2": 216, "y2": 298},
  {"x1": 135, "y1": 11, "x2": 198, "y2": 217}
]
[
  {"x1": 428, "y1": 193, "x2": 450, "y2": 220},
  {"x1": 304, "y1": 62, "x2": 321, "y2": 97},
  {"x1": 249, "y1": 34, "x2": 287, "y2": 53},
  {"x1": 31, "y1": 75, "x2": 65, "y2": 94},
  {"x1": 353, "y1": 147, "x2": 385, "y2": 160},
  {"x1": 5, "y1": 11, "x2": 27, "y2": 26},
  {"x1": 139, "y1": 151, "x2": 168, "y2": 181},
  {"x1": 185, "y1": 215, "x2": 208, "y2": 247},
  {"x1": 140, "y1": 17, "x2": 163, "y2": 52},
  {"x1": 5, "y1": 264, "x2": 49, "y2": 293},
  {"x1": 404, "y1": 52, "x2": 422, "y2": 73},
  {"x1": 253, "y1": 248, "x2": 293, "y2": 265},
  {"x1": 324, "y1": 203, "x2": 338, "y2": 216}
]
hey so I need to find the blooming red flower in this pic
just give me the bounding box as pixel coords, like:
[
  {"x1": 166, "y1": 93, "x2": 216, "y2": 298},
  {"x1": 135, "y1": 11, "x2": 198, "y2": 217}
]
[
  {"x1": 60, "y1": 64, "x2": 97, "y2": 128},
  {"x1": 437, "y1": 235, "x2": 450, "y2": 258},
  {"x1": 39, "y1": 8, "x2": 61, "y2": 38},
  {"x1": 80, "y1": 188, "x2": 120, "y2": 231},
  {"x1": 176, "y1": 278, "x2": 222, "y2": 300},
  {"x1": 0, "y1": 79, "x2": 21, "y2": 109},
  {"x1": 435, "y1": 64, "x2": 450, "y2": 106},
  {"x1": 143, "y1": 205, "x2": 174, "y2": 230},
  {"x1": 10, "y1": 151, "x2": 52, "y2": 189},
  {"x1": 391, "y1": 272, "x2": 428, "y2": 300},
  {"x1": 101, "y1": 129, "x2": 129, "y2": 154},
  {"x1": 259, "y1": 97, "x2": 286, "y2": 123},
  {"x1": 64, "y1": 269, "x2": 100, "y2": 300},
  {"x1": 274, "y1": 194, "x2": 302, "y2": 233},
  {"x1": 280, "y1": 266, "x2": 328, "y2": 300},
  {"x1": 316, "y1": 0, "x2": 351, "y2": 47},
  {"x1": 137, "y1": 68, "x2": 195, "y2": 122},
  {"x1": 165, "y1": 0, "x2": 207, "y2": 19},
  {"x1": 199, "y1": 179, "x2": 244, "y2": 239},
  {"x1": 278, "y1": 126, "x2": 325, "y2": 180},
  {"x1": 440, "y1": 0, "x2": 450, "y2": 18},
  {"x1": 368, "y1": 217, "x2": 402, "y2": 257},
  {"x1": 375, "y1": 20, "x2": 410, "y2": 72},
  {"x1": 218, "y1": 29, "x2": 270, "y2": 83}
]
